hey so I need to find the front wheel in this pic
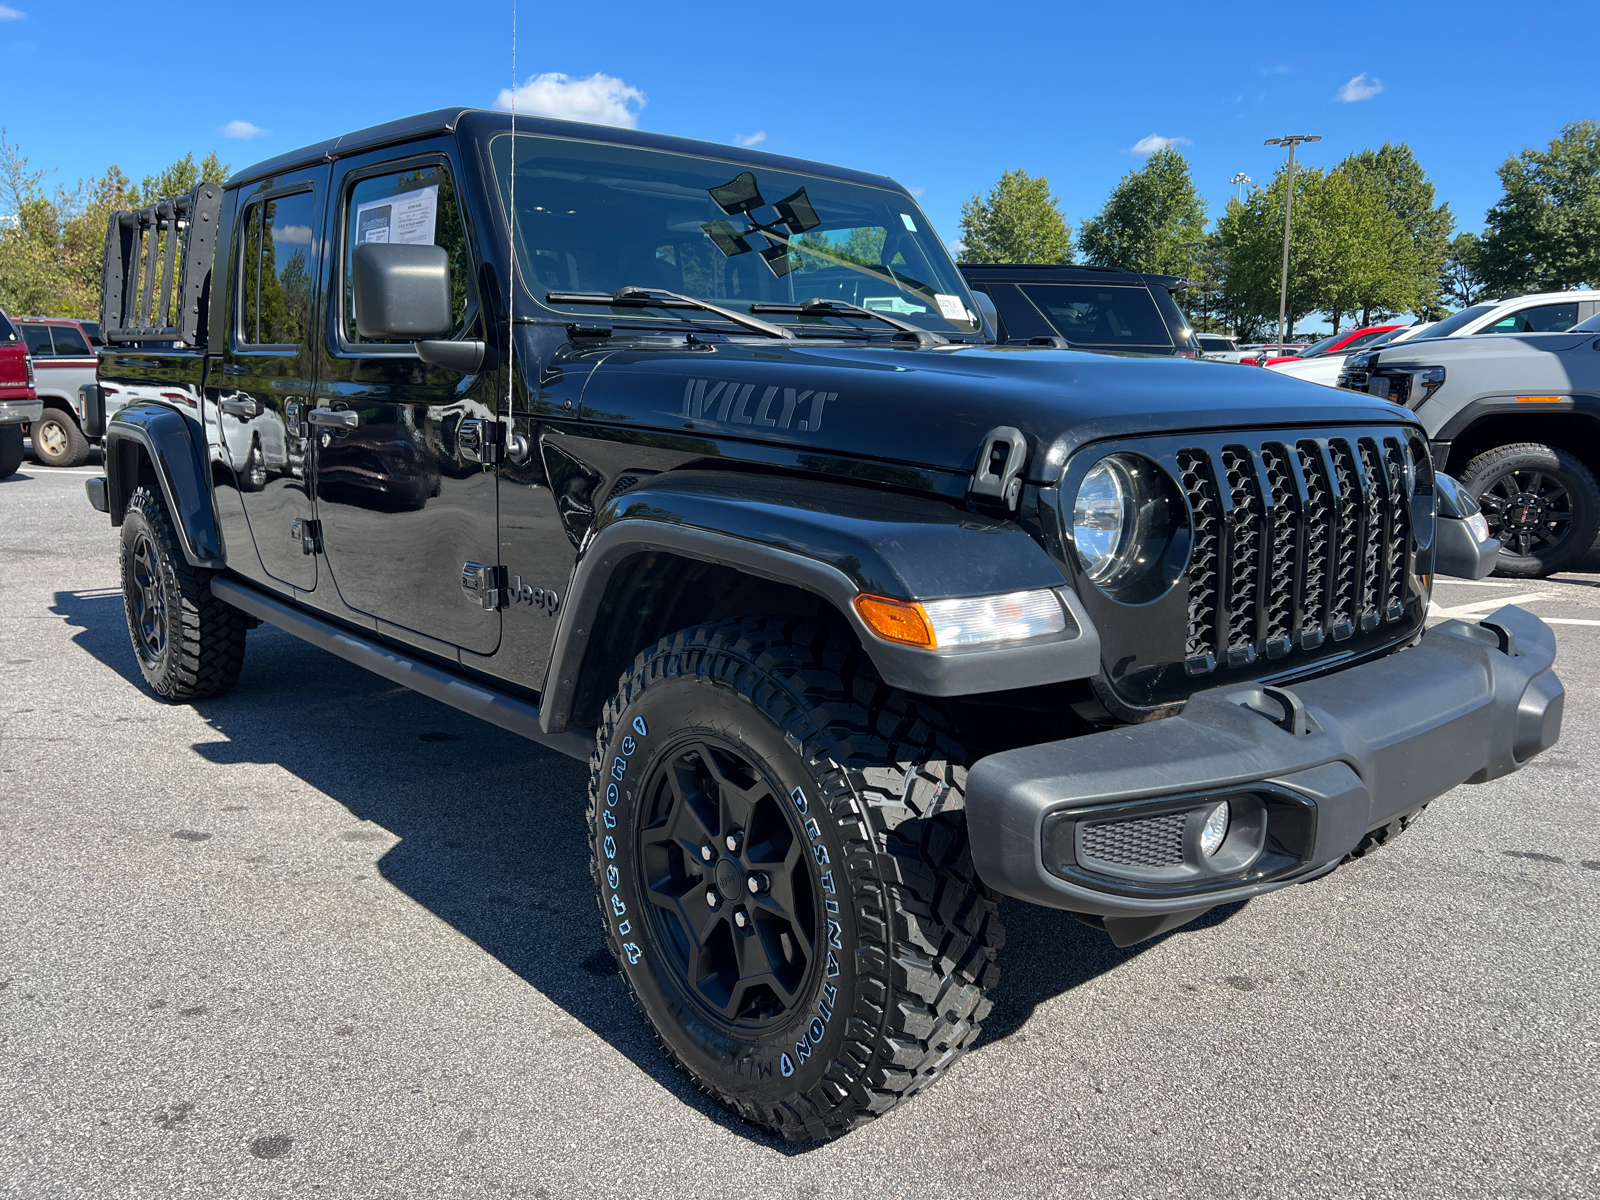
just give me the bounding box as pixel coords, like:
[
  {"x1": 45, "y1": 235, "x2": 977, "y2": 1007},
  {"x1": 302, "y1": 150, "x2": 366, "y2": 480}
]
[
  {"x1": 1461, "y1": 442, "x2": 1600, "y2": 577},
  {"x1": 120, "y1": 485, "x2": 250, "y2": 700},
  {"x1": 589, "y1": 617, "x2": 1003, "y2": 1141}
]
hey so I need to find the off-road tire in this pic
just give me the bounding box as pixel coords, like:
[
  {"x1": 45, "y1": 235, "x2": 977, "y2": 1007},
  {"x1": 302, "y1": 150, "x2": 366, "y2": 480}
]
[
  {"x1": 1343, "y1": 804, "x2": 1428, "y2": 861},
  {"x1": 31, "y1": 405, "x2": 90, "y2": 468},
  {"x1": 588, "y1": 616, "x2": 1004, "y2": 1141},
  {"x1": 0, "y1": 424, "x2": 22, "y2": 479},
  {"x1": 120, "y1": 485, "x2": 249, "y2": 700},
  {"x1": 1461, "y1": 442, "x2": 1600, "y2": 577}
]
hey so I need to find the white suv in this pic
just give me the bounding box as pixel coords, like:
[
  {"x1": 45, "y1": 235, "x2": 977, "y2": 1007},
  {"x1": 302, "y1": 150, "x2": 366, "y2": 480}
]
[{"x1": 1411, "y1": 290, "x2": 1600, "y2": 341}]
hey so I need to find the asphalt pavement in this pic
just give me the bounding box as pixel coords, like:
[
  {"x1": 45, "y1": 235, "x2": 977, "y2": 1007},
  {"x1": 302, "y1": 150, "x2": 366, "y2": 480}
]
[{"x1": 2, "y1": 454, "x2": 1596, "y2": 1199}]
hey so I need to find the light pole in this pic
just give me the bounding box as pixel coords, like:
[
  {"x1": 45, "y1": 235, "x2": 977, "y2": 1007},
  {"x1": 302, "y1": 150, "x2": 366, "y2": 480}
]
[
  {"x1": 1263, "y1": 135, "x2": 1320, "y2": 352},
  {"x1": 1229, "y1": 172, "x2": 1251, "y2": 204}
]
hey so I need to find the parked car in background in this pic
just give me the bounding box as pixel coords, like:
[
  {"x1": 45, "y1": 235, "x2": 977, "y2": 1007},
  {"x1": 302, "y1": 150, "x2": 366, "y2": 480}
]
[
  {"x1": 960, "y1": 263, "x2": 1201, "y2": 357},
  {"x1": 1344, "y1": 310, "x2": 1600, "y2": 575},
  {"x1": 0, "y1": 310, "x2": 41, "y2": 479},
  {"x1": 15, "y1": 316, "x2": 100, "y2": 466},
  {"x1": 1261, "y1": 324, "x2": 1404, "y2": 368},
  {"x1": 1271, "y1": 322, "x2": 1437, "y2": 388},
  {"x1": 1407, "y1": 291, "x2": 1600, "y2": 343},
  {"x1": 1195, "y1": 333, "x2": 1258, "y2": 364}
]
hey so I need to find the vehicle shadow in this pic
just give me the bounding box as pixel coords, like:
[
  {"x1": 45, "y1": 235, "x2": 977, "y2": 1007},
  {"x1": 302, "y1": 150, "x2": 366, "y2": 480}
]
[{"x1": 52, "y1": 586, "x2": 1236, "y2": 1150}]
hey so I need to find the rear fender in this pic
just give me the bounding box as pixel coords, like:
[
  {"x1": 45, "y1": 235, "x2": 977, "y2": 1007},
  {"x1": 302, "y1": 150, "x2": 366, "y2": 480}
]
[
  {"x1": 104, "y1": 400, "x2": 224, "y2": 567},
  {"x1": 540, "y1": 470, "x2": 1100, "y2": 733}
]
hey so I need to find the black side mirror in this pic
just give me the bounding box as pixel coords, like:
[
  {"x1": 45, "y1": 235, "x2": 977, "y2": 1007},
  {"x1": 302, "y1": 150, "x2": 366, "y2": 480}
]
[{"x1": 351, "y1": 243, "x2": 453, "y2": 339}]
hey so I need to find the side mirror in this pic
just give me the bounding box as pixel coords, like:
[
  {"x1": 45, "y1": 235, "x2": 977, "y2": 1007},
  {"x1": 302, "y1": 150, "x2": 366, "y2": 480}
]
[
  {"x1": 970, "y1": 289, "x2": 1000, "y2": 340},
  {"x1": 351, "y1": 243, "x2": 453, "y2": 340}
]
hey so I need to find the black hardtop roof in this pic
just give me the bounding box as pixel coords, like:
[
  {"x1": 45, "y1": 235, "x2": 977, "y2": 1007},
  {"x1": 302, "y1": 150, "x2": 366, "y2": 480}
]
[
  {"x1": 959, "y1": 262, "x2": 1185, "y2": 289},
  {"x1": 227, "y1": 107, "x2": 906, "y2": 195}
]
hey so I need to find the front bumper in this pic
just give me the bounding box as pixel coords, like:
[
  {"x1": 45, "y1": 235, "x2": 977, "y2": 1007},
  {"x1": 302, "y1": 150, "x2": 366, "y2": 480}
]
[
  {"x1": 966, "y1": 605, "x2": 1562, "y2": 941},
  {"x1": 0, "y1": 397, "x2": 43, "y2": 426}
]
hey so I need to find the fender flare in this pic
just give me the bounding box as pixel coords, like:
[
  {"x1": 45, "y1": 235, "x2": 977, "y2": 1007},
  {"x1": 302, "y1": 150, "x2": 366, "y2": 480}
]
[
  {"x1": 539, "y1": 471, "x2": 1100, "y2": 733},
  {"x1": 1432, "y1": 393, "x2": 1600, "y2": 446},
  {"x1": 104, "y1": 400, "x2": 224, "y2": 567}
]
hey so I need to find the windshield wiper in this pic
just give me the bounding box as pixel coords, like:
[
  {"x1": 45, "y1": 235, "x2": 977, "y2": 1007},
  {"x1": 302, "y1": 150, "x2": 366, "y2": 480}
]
[
  {"x1": 747, "y1": 298, "x2": 949, "y2": 348},
  {"x1": 545, "y1": 286, "x2": 794, "y2": 340}
]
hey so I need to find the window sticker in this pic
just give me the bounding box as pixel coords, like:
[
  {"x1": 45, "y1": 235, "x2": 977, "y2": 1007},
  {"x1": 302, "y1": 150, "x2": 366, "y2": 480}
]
[
  {"x1": 900, "y1": 213, "x2": 917, "y2": 231},
  {"x1": 934, "y1": 293, "x2": 967, "y2": 320},
  {"x1": 863, "y1": 296, "x2": 927, "y2": 315},
  {"x1": 354, "y1": 185, "x2": 439, "y2": 246}
]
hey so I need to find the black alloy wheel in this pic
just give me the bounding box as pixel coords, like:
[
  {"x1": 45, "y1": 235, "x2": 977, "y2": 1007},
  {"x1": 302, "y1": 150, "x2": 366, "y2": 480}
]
[
  {"x1": 635, "y1": 737, "x2": 818, "y2": 1032},
  {"x1": 1462, "y1": 442, "x2": 1600, "y2": 577},
  {"x1": 128, "y1": 528, "x2": 169, "y2": 668}
]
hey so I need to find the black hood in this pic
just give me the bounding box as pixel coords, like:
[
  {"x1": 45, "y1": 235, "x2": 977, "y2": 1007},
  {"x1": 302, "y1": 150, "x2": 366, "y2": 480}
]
[{"x1": 576, "y1": 340, "x2": 1417, "y2": 482}]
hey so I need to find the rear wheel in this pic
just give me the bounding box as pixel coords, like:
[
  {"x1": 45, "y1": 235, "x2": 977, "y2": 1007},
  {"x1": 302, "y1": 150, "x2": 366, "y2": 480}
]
[
  {"x1": 1462, "y1": 442, "x2": 1600, "y2": 577},
  {"x1": 0, "y1": 424, "x2": 22, "y2": 478},
  {"x1": 31, "y1": 406, "x2": 90, "y2": 467},
  {"x1": 120, "y1": 485, "x2": 249, "y2": 700},
  {"x1": 589, "y1": 617, "x2": 1004, "y2": 1141}
]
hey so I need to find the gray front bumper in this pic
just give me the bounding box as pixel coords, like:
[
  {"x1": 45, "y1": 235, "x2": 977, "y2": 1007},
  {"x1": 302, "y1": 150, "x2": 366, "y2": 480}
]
[
  {"x1": 966, "y1": 605, "x2": 1562, "y2": 932},
  {"x1": 0, "y1": 397, "x2": 42, "y2": 426}
]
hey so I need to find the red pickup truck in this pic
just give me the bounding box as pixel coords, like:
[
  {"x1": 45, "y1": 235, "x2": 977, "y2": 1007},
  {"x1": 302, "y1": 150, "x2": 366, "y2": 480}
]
[{"x1": 0, "y1": 310, "x2": 40, "y2": 478}]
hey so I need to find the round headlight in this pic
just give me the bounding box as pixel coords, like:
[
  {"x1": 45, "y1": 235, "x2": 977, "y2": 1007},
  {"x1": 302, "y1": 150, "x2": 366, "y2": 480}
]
[{"x1": 1072, "y1": 458, "x2": 1136, "y2": 581}]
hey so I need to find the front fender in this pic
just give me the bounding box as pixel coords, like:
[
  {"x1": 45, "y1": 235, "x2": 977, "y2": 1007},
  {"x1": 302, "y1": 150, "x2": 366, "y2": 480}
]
[
  {"x1": 540, "y1": 471, "x2": 1101, "y2": 732},
  {"x1": 104, "y1": 400, "x2": 224, "y2": 567}
]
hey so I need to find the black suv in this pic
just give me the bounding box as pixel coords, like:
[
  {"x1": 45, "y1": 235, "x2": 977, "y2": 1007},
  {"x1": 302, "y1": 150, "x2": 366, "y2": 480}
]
[
  {"x1": 960, "y1": 262, "x2": 1200, "y2": 356},
  {"x1": 86, "y1": 108, "x2": 1561, "y2": 1141}
]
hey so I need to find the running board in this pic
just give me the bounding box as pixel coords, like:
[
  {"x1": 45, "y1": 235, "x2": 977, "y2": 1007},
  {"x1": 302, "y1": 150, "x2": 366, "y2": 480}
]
[{"x1": 210, "y1": 575, "x2": 595, "y2": 763}]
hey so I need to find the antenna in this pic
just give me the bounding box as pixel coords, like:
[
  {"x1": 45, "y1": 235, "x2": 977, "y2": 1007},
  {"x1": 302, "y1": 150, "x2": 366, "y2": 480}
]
[{"x1": 506, "y1": 0, "x2": 517, "y2": 432}]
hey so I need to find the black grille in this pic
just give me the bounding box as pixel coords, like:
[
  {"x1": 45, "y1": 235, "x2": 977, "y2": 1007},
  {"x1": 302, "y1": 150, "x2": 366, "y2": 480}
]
[
  {"x1": 1081, "y1": 812, "x2": 1187, "y2": 867},
  {"x1": 1175, "y1": 432, "x2": 1424, "y2": 681}
]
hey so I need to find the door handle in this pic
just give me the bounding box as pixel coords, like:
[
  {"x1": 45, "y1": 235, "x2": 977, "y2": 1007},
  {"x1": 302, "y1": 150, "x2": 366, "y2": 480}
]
[
  {"x1": 308, "y1": 407, "x2": 360, "y2": 430},
  {"x1": 220, "y1": 398, "x2": 259, "y2": 419}
]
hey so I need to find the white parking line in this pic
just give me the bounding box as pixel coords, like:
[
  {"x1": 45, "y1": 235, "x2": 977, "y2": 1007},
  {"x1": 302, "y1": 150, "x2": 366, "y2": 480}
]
[
  {"x1": 1541, "y1": 618, "x2": 1600, "y2": 627},
  {"x1": 1428, "y1": 592, "x2": 1557, "y2": 620}
]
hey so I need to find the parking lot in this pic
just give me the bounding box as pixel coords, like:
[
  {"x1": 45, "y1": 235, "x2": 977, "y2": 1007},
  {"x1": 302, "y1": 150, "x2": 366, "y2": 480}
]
[{"x1": 2, "y1": 457, "x2": 1596, "y2": 1200}]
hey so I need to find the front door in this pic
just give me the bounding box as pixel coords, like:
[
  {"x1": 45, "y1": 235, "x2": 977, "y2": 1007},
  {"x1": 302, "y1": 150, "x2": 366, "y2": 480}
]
[
  {"x1": 218, "y1": 168, "x2": 328, "y2": 591},
  {"x1": 311, "y1": 148, "x2": 501, "y2": 655}
]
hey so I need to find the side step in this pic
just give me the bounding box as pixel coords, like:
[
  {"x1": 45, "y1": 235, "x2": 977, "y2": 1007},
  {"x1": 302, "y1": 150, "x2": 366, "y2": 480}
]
[{"x1": 209, "y1": 575, "x2": 595, "y2": 763}]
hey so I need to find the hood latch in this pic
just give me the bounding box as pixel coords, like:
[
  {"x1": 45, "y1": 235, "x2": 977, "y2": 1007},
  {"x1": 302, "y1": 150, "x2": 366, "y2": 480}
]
[{"x1": 968, "y1": 426, "x2": 1028, "y2": 510}]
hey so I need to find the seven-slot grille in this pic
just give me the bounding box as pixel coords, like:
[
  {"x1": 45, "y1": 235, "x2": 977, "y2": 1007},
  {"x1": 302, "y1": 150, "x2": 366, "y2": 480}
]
[{"x1": 1175, "y1": 433, "x2": 1426, "y2": 677}]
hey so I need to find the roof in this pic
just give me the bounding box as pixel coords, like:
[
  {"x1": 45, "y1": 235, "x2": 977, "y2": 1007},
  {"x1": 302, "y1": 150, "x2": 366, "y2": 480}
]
[
  {"x1": 959, "y1": 262, "x2": 1184, "y2": 288},
  {"x1": 227, "y1": 107, "x2": 905, "y2": 195}
]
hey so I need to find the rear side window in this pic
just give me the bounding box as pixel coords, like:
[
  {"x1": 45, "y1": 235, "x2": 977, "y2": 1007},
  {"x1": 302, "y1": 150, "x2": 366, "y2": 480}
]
[
  {"x1": 238, "y1": 190, "x2": 317, "y2": 348},
  {"x1": 0, "y1": 313, "x2": 14, "y2": 341},
  {"x1": 52, "y1": 325, "x2": 91, "y2": 356},
  {"x1": 342, "y1": 161, "x2": 472, "y2": 345},
  {"x1": 1481, "y1": 302, "x2": 1579, "y2": 334},
  {"x1": 1020, "y1": 284, "x2": 1173, "y2": 351},
  {"x1": 21, "y1": 325, "x2": 53, "y2": 356}
]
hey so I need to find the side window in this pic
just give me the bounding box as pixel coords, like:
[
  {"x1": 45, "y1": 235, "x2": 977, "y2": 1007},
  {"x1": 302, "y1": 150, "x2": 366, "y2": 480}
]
[
  {"x1": 238, "y1": 190, "x2": 317, "y2": 348},
  {"x1": 21, "y1": 325, "x2": 53, "y2": 356},
  {"x1": 52, "y1": 325, "x2": 91, "y2": 356},
  {"x1": 1482, "y1": 303, "x2": 1579, "y2": 334},
  {"x1": 342, "y1": 161, "x2": 472, "y2": 345}
]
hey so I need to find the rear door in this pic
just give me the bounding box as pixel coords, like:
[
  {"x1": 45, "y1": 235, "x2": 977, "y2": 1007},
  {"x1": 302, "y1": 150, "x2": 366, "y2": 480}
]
[
  {"x1": 310, "y1": 143, "x2": 501, "y2": 655},
  {"x1": 217, "y1": 167, "x2": 329, "y2": 591}
]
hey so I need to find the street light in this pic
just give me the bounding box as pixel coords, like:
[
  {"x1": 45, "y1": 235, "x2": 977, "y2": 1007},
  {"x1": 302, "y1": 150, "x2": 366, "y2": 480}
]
[
  {"x1": 1229, "y1": 172, "x2": 1251, "y2": 203},
  {"x1": 1263, "y1": 135, "x2": 1321, "y2": 354}
]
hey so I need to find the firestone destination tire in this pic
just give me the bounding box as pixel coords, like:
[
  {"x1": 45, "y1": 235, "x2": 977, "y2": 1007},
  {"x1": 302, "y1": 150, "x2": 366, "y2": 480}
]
[
  {"x1": 119, "y1": 485, "x2": 249, "y2": 700},
  {"x1": 587, "y1": 617, "x2": 1004, "y2": 1141}
]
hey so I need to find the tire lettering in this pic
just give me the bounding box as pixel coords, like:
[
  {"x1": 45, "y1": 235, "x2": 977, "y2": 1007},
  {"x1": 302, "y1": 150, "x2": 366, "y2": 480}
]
[
  {"x1": 623, "y1": 942, "x2": 642, "y2": 964},
  {"x1": 633, "y1": 716, "x2": 648, "y2": 737},
  {"x1": 825, "y1": 899, "x2": 839, "y2": 913},
  {"x1": 820, "y1": 870, "x2": 835, "y2": 893},
  {"x1": 611, "y1": 894, "x2": 627, "y2": 916},
  {"x1": 789, "y1": 786, "x2": 808, "y2": 815},
  {"x1": 603, "y1": 809, "x2": 616, "y2": 829},
  {"x1": 827, "y1": 918, "x2": 842, "y2": 950},
  {"x1": 621, "y1": 735, "x2": 636, "y2": 756},
  {"x1": 603, "y1": 836, "x2": 616, "y2": 859},
  {"x1": 803, "y1": 817, "x2": 820, "y2": 842},
  {"x1": 606, "y1": 865, "x2": 620, "y2": 889},
  {"x1": 813, "y1": 844, "x2": 829, "y2": 865},
  {"x1": 780, "y1": 1053, "x2": 794, "y2": 1077},
  {"x1": 809, "y1": 1017, "x2": 825, "y2": 1043},
  {"x1": 793, "y1": 1037, "x2": 812, "y2": 1065},
  {"x1": 822, "y1": 982, "x2": 837, "y2": 1009},
  {"x1": 611, "y1": 757, "x2": 627, "y2": 781},
  {"x1": 826, "y1": 951, "x2": 840, "y2": 977},
  {"x1": 606, "y1": 783, "x2": 619, "y2": 807},
  {"x1": 617, "y1": 920, "x2": 630, "y2": 935}
]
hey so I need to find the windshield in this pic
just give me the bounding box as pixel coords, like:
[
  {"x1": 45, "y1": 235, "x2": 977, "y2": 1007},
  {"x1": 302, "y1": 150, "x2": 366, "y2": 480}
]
[
  {"x1": 1410, "y1": 304, "x2": 1495, "y2": 341},
  {"x1": 489, "y1": 134, "x2": 980, "y2": 337},
  {"x1": 1574, "y1": 311, "x2": 1600, "y2": 333},
  {"x1": 1298, "y1": 334, "x2": 1342, "y2": 358}
]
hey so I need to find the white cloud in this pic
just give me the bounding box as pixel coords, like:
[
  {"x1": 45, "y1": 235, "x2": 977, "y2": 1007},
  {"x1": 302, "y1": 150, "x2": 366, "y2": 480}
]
[
  {"x1": 273, "y1": 224, "x2": 312, "y2": 245},
  {"x1": 733, "y1": 131, "x2": 766, "y2": 147},
  {"x1": 0, "y1": 6, "x2": 25, "y2": 19},
  {"x1": 222, "y1": 120, "x2": 269, "y2": 139},
  {"x1": 946, "y1": 238, "x2": 967, "y2": 255},
  {"x1": 1131, "y1": 134, "x2": 1192, "y2": 155},
  {"x1": 495, "y1": 71, "x2": 646, "y2": 129},
  {"x1": 908, "y1": 186, "x2": 925, "y2": 198},
  {"x1": 1337, "y1": 73, "x2": 1383, "y2": 102}
]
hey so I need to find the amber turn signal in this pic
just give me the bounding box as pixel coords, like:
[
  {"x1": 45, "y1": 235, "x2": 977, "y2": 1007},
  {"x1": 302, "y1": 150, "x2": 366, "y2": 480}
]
[{"x1": 854, "y1": 594, "x2": 935, "y2": 648}]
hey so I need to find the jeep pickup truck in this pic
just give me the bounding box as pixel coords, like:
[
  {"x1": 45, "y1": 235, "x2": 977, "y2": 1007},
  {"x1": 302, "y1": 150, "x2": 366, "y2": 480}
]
[{"x1": 85, "y1": 108, "x2": 1563, "y2": 1141}]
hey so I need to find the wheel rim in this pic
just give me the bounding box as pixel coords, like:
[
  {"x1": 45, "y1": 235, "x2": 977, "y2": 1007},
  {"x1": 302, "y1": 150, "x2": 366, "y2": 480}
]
[
  {"x1": 129, "y1": 531, "x2": 168, "y2": 663},
  {"x1": 634, "y1": 738, "x2": 819, "y2": 1034},
  {"x1": 1476, "y1": 468, "x2": 1575, "y2": 558},
  {"x1": 38, "y1": 419, "x2": 67, "y2": 458}
]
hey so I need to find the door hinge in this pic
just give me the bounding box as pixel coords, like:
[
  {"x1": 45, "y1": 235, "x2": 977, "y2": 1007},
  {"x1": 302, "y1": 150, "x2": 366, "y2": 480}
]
[
  {"x1": 462, "y1": 561, "x2": 508, "y2": 609},
  {"x1": 291, "y1": 518, "x2": 323, "y2": 555},
  {"x1": 459, "y1": 418, "x2": 503, "y2": 465}
]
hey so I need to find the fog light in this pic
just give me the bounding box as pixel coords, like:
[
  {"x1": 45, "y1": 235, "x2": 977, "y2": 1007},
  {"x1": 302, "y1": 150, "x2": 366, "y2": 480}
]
[{"x1": 1199, "y1": 801, "x2": 1230, "y2": 857}]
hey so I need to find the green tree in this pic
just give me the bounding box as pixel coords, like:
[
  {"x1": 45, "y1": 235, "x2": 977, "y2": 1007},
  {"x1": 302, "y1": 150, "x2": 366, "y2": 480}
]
[
  {"x1": 1338, "y1": 143, "x2": 1453, "y2": 316},
  {"x1": 1440, "y1": 231, "x2": 1486, "y2": 309},
  {"x1": 1215, "y1": 166, "x2": 1326, "y2": 342},
  {"x1": 1475, "y1": 120, "x2": 1600, "y2": 293},
  {"x1": 957, "y1": 169, "x2": 1072, "y2": 264},
  {"x1": 1315, "y1": 165, "x2": 1423, "y2": 329},
  {"x1": 1077, "y1": 147, "x2": 1207, "y2": 277}
]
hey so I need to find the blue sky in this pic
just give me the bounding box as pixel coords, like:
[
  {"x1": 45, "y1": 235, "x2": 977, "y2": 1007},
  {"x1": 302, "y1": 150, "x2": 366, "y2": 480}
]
[{"x1": 2, "y1": 0, "x2": 1595, "y2": 253}]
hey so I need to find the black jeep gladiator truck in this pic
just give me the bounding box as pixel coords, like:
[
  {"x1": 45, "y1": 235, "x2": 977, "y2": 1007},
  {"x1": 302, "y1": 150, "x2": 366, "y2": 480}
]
[{"x1": 84, "y1": 108, "x2": 1563, "y2": 1141}]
